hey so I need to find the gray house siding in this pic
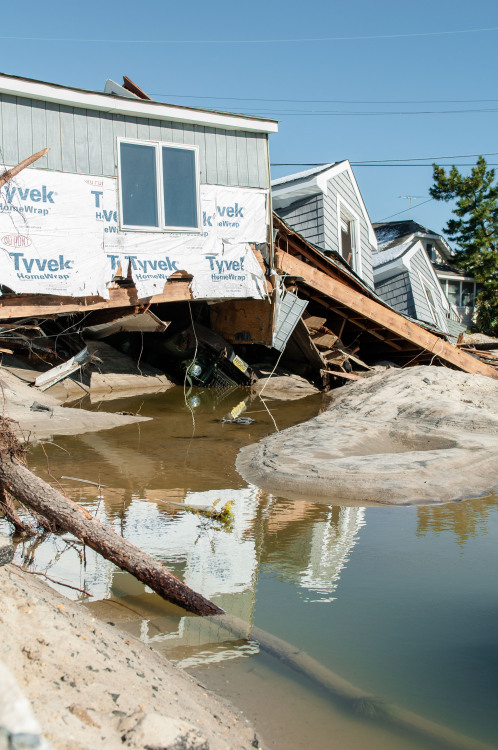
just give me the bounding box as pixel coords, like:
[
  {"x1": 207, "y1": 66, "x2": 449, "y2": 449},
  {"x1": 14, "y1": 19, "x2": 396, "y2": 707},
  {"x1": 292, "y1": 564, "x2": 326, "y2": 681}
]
[
  {"x1": 410, "y1": 248, "x2": 446, "y2": 325},
  {"x1": 374, "y1": 271, "x2": 416, "y2": 318},
  {"x1": 324, "y1": 172, "x2": 374, "y2": 288},
  {"x1": 0, "y1": 94, "x2": 269, "y2": 189},
  {"x1": 275, "y1": 194, "x2": 325, "y2": 247}
]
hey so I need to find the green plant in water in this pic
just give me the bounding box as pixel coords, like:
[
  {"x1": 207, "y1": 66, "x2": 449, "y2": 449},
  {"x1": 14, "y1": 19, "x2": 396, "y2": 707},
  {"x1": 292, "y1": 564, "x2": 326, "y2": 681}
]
[{"x1": 185, "y1": 500, "x2": 235, "y2": 532}]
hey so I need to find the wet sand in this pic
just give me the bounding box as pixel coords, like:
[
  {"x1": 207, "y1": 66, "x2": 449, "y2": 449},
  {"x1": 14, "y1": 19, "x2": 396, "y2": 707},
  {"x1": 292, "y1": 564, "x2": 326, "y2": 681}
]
[{"x1": 237, "y1": 365, "x2": 498, "y2": 505}]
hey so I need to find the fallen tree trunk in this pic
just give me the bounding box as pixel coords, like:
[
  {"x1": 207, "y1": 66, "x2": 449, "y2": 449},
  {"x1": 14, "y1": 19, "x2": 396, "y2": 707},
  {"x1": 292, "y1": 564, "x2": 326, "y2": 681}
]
[{"x1": 0, "y1": 454, "x2": 223, "y2": 616}]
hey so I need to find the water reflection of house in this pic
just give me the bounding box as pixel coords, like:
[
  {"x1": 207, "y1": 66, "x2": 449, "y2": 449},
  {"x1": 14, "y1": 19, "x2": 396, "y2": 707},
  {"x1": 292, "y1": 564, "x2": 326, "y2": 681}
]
[{"x1": 259, "y1": 502, "x2": 366, "y2": 603}]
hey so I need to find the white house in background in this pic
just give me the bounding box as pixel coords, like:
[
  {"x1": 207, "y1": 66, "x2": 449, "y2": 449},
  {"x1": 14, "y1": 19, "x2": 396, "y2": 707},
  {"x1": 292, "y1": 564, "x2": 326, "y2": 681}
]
[
  {"x1": 372, "y1": 220, "x2": 468, "y2": 339},
  {"x1": 271, "y1": 161, "x2": 377, "y2": 288}
]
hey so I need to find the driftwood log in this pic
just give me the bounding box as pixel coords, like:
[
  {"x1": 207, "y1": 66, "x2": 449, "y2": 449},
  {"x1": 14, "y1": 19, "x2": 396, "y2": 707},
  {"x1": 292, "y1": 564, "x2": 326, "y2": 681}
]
[{"x1": 0, "y1": 453, "x2": 223, "y2": 616}]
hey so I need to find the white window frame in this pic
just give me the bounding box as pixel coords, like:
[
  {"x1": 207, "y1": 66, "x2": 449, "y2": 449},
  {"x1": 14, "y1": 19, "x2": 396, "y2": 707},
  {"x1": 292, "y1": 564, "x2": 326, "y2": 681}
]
[
  {"x1": 336, "y1": 196, "x2": 362, "y2": 276},
  {"x1": 417, "y1": 270, "x2": 448, "y2": 332},
  {"x1": 117, "y1": 137, "x2": 201, "y2": 233}
]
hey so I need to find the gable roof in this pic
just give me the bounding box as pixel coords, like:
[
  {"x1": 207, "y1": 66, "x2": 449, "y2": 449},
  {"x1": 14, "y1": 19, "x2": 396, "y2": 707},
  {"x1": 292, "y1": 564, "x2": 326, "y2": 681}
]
[
  {"x1": 373, "y1": 220, "x2": 453, "y2": 258},
  {"x1": 272, "y1": 160, "x2": 377, "y2": 246}
]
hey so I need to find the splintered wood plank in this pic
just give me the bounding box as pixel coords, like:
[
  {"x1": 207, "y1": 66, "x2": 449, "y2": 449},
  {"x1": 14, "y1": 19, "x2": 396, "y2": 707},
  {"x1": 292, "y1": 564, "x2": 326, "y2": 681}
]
[
  {"x1": 276, "y1": 250, "x2": 498, "y2": 379},
  {"x1": 303, "y1": 314, "x2": 327, "y2": 330},
  {"x1": 0, "y1": 282, "x2": 192, "y2": 319}
]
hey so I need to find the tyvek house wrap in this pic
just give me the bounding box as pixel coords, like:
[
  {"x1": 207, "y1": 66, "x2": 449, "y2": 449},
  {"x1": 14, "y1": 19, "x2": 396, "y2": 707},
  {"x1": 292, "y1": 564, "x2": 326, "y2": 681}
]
[{"x1": 0, "y1": 165, "x2": 268, "y2": 301}]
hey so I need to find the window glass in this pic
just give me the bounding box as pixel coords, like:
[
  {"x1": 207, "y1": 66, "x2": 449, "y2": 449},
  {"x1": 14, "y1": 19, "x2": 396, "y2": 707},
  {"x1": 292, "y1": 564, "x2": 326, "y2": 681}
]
[
  {"x1": 462, "y1": 281, "x2": 475, "y2": 306},
  {"x1": 447, "y1": 280, "x2": 461, "y2": 306},
  {"x1": 162, "y1": 147, "x2": 198, "y2": 228},
  {"x1": 120, "y1": 142, "x2": 158, "y2": 227}
]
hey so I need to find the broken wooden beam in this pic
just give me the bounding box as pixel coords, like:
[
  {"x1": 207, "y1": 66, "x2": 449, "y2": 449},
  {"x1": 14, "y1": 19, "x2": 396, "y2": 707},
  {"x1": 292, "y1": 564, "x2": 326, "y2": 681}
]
[
  {"x1": 0, "y1": 453, "x2": 223, "y2": 616},
  {"x1": 0, "y1": 148, "x2": 50, "y2": 189},
  {"x1": 276, "y1": 250, "x2": 498, "y2": 379}
]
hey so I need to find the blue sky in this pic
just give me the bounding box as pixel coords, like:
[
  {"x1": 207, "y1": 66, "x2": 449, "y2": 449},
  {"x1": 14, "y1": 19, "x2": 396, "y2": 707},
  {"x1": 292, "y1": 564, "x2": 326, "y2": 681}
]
[{"x1": 1, "y1": 0, "x2": 498, "y2": 243}]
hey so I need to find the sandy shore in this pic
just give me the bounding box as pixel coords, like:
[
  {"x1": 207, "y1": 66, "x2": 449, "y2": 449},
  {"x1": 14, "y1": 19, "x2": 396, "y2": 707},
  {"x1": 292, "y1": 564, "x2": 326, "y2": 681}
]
[
  {"x1": 237, "y1": 365, "x2": 498, "y2": 505},
  {"x1": 0, "y1": 563, "x2": 261, "y2": 750}
]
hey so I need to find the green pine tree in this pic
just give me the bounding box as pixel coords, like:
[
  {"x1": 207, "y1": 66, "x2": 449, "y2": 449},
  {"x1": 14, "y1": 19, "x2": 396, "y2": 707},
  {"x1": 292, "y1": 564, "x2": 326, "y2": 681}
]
[{"x1": 430, "y1": 156, "x2": 498, "y2": 335}]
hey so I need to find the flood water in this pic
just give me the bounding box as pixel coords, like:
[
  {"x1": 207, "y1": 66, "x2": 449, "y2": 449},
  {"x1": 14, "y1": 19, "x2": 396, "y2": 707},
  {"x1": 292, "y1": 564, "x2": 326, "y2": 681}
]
[{"x1": 7, "y1": 386, "x2": 498, "y2": 750}]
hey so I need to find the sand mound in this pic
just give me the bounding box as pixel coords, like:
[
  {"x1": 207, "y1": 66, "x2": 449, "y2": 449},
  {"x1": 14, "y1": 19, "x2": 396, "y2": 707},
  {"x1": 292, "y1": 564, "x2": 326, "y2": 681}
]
[{"x1": 237, "y1": 366, "x2": 498, "y2": 505}]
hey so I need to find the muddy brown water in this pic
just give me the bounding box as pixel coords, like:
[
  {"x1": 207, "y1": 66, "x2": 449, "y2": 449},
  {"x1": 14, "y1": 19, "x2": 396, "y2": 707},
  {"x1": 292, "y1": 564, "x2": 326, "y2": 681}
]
[{"x1": 6, "y1": 386, "x2": 498, "y2": 750}]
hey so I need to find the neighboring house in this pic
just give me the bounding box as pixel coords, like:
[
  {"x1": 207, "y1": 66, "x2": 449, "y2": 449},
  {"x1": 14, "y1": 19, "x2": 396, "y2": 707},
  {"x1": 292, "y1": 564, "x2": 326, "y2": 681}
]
[
  {"x1": 0, "y1": 73, "x2": 277, "y2": 307},
  {"x1": 373, "y1": 221, "x2": 477, "y2": 330},
  {"x1": 271, "y1": 161, "x2": 377, "y2": 288}
]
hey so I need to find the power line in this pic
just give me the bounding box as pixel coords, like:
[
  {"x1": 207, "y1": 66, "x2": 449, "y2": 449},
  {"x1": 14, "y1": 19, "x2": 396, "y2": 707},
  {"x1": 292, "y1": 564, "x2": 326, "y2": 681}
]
[
  {"x1": 227, "y1": 108, "x2": 498, "y2": 115},
  {"x1": 377, "y1": 197, "x2": 435, "y2": 222},
  {"x1": 1, "y1": 26, "x2": 498, "y2": 45},
  {"x1": 271, "y1": 163, "x2": 498, "y2": 168},
  {"x1": 152, "y1": 93, "x2": 498, "y2": 105}
]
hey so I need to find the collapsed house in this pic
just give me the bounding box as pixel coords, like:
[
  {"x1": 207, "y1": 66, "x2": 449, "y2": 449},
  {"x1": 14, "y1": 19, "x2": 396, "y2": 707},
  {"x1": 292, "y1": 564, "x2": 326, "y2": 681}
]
[{"x1": 0, "y1": 73, "x2": 496, "y2": 396}]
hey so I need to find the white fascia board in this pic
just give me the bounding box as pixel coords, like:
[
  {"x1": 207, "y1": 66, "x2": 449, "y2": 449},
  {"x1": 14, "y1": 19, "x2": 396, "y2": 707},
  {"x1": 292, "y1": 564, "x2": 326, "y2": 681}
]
[
  {"x1": 0, "y1": 73, "x2": 279, "y2": 134},
  {"x1": 316, "y1": 161, "x2": 377, "y2": 248}
]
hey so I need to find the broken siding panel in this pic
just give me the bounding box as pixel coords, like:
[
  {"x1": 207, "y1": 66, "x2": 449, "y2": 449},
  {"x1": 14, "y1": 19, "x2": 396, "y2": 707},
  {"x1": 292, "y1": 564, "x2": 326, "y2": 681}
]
[{"x1": 0, "y1": 94, "x2": 19, "y2": 166}]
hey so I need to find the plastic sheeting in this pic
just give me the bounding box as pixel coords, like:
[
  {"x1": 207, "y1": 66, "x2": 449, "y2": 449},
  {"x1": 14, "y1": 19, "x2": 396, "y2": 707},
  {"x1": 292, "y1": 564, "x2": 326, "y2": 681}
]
[{"x1": 0, "y1": 166, "x2": 269, "y2": 301}]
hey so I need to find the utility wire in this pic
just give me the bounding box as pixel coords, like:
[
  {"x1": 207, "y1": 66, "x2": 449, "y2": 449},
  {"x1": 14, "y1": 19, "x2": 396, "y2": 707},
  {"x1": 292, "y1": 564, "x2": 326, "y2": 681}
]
[
  {"x1": 1, "y1": 26, "x2": 497, "y2": 44},
  {"x1": 152, "y1": 94, "x2": 498, "y2": 105},
  {"x1": 272, "y1": 163, "x2": 498, "y2": 168},
  {"x1": 224, "y1": 107, "x2": 498, "y2": 115},
  {"x1": 377, "y1": 197, "x2": 435, "y2": 222},
  {"x1": 272, "y1": 152, "x2": 498, "y2": 165}
]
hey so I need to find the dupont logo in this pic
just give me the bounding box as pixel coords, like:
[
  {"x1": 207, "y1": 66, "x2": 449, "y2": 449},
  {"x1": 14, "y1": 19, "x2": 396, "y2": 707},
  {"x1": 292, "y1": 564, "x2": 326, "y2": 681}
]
[
  {"x1": 85, "y1": 179, "x2": 104, "y2": 187},
  {"x1": 2, "y1": 234, "x2": 32, "y2": 248}
]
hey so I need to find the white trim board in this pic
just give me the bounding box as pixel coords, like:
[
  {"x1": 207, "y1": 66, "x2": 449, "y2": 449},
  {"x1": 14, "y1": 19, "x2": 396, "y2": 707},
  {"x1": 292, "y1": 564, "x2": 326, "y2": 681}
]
[{"x1": 0, "y1": 73, "x2": 279, "y2": 134}]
